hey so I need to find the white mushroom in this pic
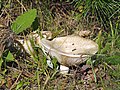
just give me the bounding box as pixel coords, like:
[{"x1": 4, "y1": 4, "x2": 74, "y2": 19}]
[
  {"x1": 16, "y1": 31, "x2": 98, "y2": 74},
  {"x1": 59, "y1": 65, "x2": 69, "y2": 74},
  {"x1": 40, "y1": 35, "x2": 98, "y2": 66}
]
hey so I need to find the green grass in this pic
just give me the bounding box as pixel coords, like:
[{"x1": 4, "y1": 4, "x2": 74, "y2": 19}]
[
  {"x1": 0, "y1": 0, "x2": 120, "y2": 90},
  {"x1": 73, "y1": 0, "x2": 120, "y2": 30}
]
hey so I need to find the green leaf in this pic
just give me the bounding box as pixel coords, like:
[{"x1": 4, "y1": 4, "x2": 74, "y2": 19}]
[
  {"x1": 11, "y1": 9, "x2": 37, "y2": 34},
  {"x1": 52, "y1": 57, "x2": 58, "y2": 69},
  {"x1": 16, "y1": 81, "x2": 24, "y2": 90},
  {"x1": 1, "y1": 69, "x2": 7, "y2": 75},
  {"x1": 0, "y1": 0, "x2": 2, "y2": 9},
  {"x1": 96, "y1": 30, "x2": 102, "y2": 54},
  {"x1": 101, "y1": 43, "x2": 110, "y2": 54},
  {"x1": 6, "y1": 51, "x2": 14, "y2": 62},
  {"x1": 0, "y1": 58, "x2": 3, "y2": 70},
  {"x1": 86, "y1": 58, "x2": 92, "y2": 65},
  {"x1": 105, "y1": 55, "x2": 120, "y2": 65}
]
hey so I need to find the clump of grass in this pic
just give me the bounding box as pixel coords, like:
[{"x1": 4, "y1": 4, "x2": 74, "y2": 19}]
[{"x1": 72, "y1": 0, "x2": 120, "y2": 30}]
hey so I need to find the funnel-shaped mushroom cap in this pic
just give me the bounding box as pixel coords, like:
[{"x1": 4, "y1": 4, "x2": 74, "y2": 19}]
[{"x1": 41, "y1": 35, "x2": 98, "y2": 66}]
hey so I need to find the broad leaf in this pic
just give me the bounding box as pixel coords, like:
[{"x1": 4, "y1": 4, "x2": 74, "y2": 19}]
[
  {"x1": 11, "y1": 9, "x2": 37, "y2": 34},
  {"x1": 6, "y1": 51, "x2": 14, "y2": 62}
]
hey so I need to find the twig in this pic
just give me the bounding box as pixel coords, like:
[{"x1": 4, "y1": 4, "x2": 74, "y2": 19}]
[
  {"x1": 16, "y1": 0, "x2": 26, "y2": 11},
  {"x1": 103, "y1": 62, "x2": 114, "y2": 70},
  {"x1": 7, "y1": 66, "x2": 34, "y2": 78},
  {"x1": 9, "y1": 70, "x2": 22, "y2": 90}
]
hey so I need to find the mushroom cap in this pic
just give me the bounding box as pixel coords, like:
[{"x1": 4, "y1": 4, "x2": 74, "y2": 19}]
[{"x1": 41, "y1": 35, "x2": 98, "y2": 66}]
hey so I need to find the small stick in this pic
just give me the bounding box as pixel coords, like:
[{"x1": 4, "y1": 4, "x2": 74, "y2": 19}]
[{"x1": 9, "y1": 70, "x2": 22, "y2": 90}]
